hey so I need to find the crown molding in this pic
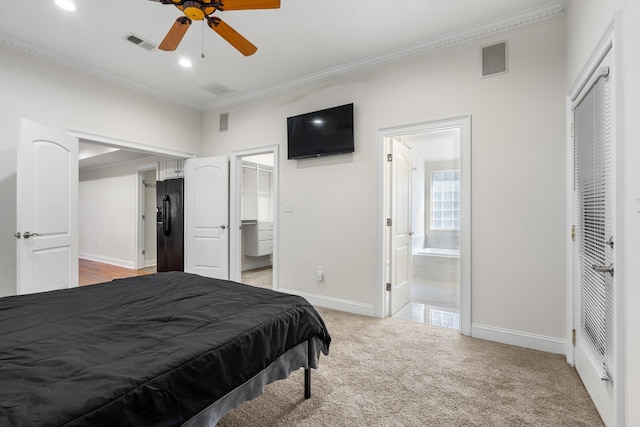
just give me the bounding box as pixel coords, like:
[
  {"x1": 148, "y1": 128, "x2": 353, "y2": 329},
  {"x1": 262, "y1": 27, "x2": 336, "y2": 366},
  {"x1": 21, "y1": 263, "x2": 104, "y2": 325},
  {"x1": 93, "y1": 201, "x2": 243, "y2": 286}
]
[
  {"x1": 1, "y1": 0, "x2": 568, "y2": 112},
  {"x1": 0, "y1": 33, "x2": 203, "y2": 111},
  {"x1": 202, "y1": 0, "x2": 569, "y2": 111}
]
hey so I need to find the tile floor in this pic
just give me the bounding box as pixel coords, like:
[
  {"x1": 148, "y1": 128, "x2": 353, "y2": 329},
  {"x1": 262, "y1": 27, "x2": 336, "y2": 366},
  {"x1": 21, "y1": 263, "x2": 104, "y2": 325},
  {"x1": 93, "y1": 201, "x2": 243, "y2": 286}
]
[{"x1": 393, "y1": 282, "x2": 460, "y2": 330}]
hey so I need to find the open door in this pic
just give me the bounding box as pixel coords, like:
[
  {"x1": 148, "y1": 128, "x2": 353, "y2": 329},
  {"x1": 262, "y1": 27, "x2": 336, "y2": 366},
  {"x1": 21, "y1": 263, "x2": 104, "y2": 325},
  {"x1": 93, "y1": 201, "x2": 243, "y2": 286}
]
[
  {"x1": 16, "y1": 119, "x2": 78, "y2": 294},
  {"x1": 185, "y1": 156, "x2": 229, "y2": 279},
  {"x1": 572, "y1": 51, "x2": 617, "y2": 425},
  {"x1": 390, "y1": 138, "x2": 412, "y2": 315}
]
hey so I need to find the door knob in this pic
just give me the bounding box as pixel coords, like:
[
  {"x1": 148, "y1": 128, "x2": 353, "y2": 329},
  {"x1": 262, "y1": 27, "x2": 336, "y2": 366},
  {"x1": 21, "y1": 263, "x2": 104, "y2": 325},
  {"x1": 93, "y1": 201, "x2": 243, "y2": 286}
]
[
  {"x1": 592, "y1": 263, "x2": 614, "y2": 275},
  {"x1": 23, "y1": 231, "x2": 41, "y2": 239},
  {"x1": 219, "y1": 225, "x2": 227, "y2": 230}
]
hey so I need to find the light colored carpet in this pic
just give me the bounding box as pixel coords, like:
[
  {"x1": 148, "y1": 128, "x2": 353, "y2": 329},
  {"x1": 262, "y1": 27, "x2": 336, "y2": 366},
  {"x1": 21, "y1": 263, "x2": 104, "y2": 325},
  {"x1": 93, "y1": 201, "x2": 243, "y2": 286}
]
[{"x1": 218, "y1": 308, "x2": 602, "y2": 426}]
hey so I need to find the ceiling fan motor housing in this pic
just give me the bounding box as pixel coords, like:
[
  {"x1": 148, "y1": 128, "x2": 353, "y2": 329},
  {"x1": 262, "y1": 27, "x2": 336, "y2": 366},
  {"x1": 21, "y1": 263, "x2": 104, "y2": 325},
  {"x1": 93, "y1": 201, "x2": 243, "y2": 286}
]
[{"x1": 181, "y1": 1, "x2": 207, "y2": 21}]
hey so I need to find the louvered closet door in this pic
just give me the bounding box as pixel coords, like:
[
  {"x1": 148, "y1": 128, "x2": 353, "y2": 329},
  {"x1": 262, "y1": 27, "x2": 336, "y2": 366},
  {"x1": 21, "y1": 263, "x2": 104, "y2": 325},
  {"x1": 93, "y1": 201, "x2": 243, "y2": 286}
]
[{"x1": 573, "y1": 54, "x2": 615, "y2": 424}]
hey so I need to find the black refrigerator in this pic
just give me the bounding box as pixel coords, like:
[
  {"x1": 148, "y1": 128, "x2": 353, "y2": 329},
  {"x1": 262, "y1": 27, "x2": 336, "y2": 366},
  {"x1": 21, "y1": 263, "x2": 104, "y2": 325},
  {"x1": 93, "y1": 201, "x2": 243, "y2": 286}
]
[{"x1": 156, "y1": 178, "x2": 184, "y2": 272}]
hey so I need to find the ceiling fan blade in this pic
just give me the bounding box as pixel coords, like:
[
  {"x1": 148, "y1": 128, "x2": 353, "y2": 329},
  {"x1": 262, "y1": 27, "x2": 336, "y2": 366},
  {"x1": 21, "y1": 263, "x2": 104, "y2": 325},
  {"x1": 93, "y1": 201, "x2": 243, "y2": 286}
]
[
  {"x1": 159, "y1": 17, "x2": 192, "y2": 51},
  {"x1": 215, "y1": 0, "x2": 280, "y2": 11},
  {"x1": 207, "y1": 17, "x2": 257, "y2": 56}
]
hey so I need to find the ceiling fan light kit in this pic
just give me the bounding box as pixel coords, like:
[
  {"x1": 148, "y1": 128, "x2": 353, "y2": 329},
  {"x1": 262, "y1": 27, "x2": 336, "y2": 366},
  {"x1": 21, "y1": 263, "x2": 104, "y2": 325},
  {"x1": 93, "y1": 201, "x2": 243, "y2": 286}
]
[{"x1": 148, "y1": 0, "x2": 281, "y2": 56}]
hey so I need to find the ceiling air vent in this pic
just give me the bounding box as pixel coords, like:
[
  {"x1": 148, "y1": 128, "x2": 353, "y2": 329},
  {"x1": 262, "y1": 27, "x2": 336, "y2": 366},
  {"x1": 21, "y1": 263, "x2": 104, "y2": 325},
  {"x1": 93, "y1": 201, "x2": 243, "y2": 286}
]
[
  {"x1": 124, "y1": 33, "x2": 157, "y2": 51},
  {"x1": 200, "y1": 82, "x2": 236, "y2": 97}
]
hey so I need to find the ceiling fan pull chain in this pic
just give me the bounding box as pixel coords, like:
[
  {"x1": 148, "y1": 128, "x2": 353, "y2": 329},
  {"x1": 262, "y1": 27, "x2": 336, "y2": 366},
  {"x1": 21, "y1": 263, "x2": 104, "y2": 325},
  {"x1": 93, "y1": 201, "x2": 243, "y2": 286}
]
[{"x1": 201, "y1": 20, "x2": 206, "y2": 59}]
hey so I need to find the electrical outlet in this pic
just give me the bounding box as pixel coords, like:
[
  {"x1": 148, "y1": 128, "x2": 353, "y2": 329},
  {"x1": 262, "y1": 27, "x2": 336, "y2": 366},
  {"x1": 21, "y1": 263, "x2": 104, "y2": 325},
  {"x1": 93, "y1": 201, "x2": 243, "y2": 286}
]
[{"x1": 316, "y1": 266, "x2": 324, "y2": 282}]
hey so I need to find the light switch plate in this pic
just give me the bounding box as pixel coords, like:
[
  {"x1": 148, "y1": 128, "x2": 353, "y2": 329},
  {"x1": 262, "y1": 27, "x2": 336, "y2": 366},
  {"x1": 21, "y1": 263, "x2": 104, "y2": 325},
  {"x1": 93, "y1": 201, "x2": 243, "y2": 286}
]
[{"x1": 284, "y1": 202, "x2": 294, "y2": 213}]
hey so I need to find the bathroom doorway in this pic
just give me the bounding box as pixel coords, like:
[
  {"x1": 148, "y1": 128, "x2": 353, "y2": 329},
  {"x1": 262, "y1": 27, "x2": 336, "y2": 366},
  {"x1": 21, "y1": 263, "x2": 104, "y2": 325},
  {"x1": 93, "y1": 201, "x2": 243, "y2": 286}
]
[
  {"x1": 379, "y1": 116, "x2": 471, "y2": 335},
  {"x1": 401, "y1": 128, "x2": 461, "y2": 329}
]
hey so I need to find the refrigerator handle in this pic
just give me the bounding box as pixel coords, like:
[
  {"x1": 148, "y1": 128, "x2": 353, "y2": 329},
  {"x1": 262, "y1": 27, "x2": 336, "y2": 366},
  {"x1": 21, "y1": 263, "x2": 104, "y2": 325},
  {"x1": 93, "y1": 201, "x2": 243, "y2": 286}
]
[{"x1": 162, "y1": 195, "x2": 171, "y2": 236}]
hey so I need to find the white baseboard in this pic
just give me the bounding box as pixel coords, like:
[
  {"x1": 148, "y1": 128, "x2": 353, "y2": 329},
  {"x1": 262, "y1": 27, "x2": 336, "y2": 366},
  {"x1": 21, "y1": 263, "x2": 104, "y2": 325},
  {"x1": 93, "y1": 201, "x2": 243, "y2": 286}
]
[
  {"x1": 144, "y1": 259, "x2": 157, "y2": 268},
  {"x1": 278, "y1": 288, "x2": 376, "y2": 317},
  {"x1": 79, "y1": 253, "x2": 135, "y2": 270},
  {"x1": 471, "y1": 323, "x2": 566, "y2": 355}
]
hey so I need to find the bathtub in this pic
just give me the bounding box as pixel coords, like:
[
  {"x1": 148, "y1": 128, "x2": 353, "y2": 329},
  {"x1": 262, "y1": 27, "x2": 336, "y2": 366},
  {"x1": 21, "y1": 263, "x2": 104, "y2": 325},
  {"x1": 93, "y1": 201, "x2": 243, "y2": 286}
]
[
  {"x1": 415, "y1": 247, "x2": 459, "y2": 257},
  {"x1": 412, "y1": 247, "x2": 459, "y2": 284}
]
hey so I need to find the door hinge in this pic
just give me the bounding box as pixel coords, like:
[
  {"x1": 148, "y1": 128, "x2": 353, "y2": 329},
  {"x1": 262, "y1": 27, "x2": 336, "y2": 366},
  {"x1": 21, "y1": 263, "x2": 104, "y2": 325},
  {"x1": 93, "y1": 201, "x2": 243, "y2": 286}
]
[
  {"x1": 386, "y1": 283, "x2": 391, "y2": 291},
  {"x1": 142, "y1": 214, "x2": 145, "y2": 220},
  {"x1": 387, "y1": 153, "x2": 393, "y2": 162},
  {"x1": 142, "y1": 250, "x2": 146, "y2": 256},
  {"x1": 571, "y1": 225, "x2": 576, "y2": 241},
  {"x1": 386, "y1": 218, "x2": 392, "y2": 226},
  {"x1": 572, "y1": 329, "x2": 576, "y2": 346}
]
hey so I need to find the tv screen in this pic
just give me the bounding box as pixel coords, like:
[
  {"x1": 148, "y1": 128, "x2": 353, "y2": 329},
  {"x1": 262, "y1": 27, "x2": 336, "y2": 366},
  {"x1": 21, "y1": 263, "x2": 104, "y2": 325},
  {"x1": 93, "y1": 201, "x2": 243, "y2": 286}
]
[{"x1": 287, "y1": 103, "x2": 354, "y2": 159}]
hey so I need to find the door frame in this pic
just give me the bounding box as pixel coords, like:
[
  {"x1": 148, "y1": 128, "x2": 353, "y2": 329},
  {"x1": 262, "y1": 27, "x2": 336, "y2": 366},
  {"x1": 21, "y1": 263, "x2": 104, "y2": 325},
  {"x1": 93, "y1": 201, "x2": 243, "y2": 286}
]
[
  {"x1": 565, "y1": 16, "x2": 625, "y2": 425},
  {"x1": 230, "y1": 145, "x2": 279, "y2": 287},
  {"x1": 136, "y1": 164, "x2": 159, "y2": 270},
  {"x1": 376, "y1": 115, "x2": 471, "y2": 336},
  {"x1": 68, "y1": 129, "x2": 195, "y2": 271}
]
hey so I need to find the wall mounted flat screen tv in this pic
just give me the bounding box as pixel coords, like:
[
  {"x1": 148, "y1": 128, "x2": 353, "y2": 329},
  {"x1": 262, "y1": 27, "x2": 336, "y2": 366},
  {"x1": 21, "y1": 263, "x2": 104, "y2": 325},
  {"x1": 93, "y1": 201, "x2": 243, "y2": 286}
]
[{"x1": 287, "y1": 103, "x2": 354, "y2": 160}]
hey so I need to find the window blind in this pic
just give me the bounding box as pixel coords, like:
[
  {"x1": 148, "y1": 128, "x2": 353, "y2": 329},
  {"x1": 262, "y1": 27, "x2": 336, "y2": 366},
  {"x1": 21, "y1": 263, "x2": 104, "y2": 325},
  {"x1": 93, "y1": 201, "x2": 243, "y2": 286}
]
[{"x1": 574, "y1": 68, "x2": 614, "y2": 380}]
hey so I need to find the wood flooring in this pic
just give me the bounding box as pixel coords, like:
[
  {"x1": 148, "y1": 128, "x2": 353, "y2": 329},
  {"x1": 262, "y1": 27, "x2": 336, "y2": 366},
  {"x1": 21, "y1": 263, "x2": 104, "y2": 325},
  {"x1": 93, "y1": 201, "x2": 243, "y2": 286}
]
[
  {"x1": 80, "y1": 258, "x2": 273, "y2": 289},
  {"x1": 79, "y1": 259, "x2": 154, "y2": 286}
]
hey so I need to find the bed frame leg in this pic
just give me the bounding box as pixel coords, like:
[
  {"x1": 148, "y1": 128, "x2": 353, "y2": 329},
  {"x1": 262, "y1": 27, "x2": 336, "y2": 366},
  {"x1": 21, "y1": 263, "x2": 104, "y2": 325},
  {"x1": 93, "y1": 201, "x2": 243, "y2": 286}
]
[{"x1": 304, "y1": 340, "x2": 311, "y2": 399}]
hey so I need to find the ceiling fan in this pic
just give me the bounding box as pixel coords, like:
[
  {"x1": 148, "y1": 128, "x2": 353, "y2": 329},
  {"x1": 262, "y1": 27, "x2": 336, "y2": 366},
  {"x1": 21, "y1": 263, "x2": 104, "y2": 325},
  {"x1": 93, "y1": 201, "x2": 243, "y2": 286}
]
[{"x1": 148, "y1": 0, "x2": 281, "y2": 56}]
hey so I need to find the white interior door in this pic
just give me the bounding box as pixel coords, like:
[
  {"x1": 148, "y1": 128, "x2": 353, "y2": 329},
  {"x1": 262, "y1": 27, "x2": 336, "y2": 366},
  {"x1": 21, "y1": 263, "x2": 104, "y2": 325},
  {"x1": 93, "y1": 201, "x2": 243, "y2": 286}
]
[
  {"x1": 16, "y1": 119, "x2": 78, "y2": 295},
  {"x1": 572, "y1": 53, "x2": 616, "y2": 425},
  {"x1": 185, "y1": 156, "x2": 229, "y2": 279},
  {"x1": 390, "y1": 139, "x2": 412, "y2": 315}
]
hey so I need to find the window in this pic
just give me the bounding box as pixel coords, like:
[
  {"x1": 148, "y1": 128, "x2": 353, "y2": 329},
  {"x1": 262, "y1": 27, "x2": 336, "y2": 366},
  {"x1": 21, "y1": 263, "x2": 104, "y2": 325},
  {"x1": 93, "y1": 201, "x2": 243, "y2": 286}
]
[{"x1": 431, "y1": 170, "x2": 460, "y2": 230}]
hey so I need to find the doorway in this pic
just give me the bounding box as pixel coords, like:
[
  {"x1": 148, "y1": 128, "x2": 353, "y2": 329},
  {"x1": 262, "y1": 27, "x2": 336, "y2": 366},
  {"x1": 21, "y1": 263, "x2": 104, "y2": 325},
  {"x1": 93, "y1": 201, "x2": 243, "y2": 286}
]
[
  {"x1": 230, "y1": 146, "x2": 279, "y2": 289},
  {"x1": 378, "y1": 116, "x2": 471, "y2": 335},
  {"x1": 73, "y1": 129, "x2": 194, "y2": 285},
  {"x1": 399, "y1": 129, "x2": 461, "y2": 329},
  {"x1": 137, "y1": 166, "x2": 158, "y2": 273}
]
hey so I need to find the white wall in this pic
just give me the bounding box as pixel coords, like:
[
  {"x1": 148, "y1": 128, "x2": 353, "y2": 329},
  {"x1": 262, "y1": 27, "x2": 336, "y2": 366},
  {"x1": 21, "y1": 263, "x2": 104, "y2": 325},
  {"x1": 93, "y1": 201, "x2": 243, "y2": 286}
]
[
  {"x1": 622, "y1": 2, "x2": 640, "y2": 424},
  {"x1": 79, "y1": 158, "x2": 160, "y2": 268},
  {"x1": 0, "y1": 46, "x2": 202, "y2": 296},
  {"x1": 202, "y1": 18, "x2": 567, "y2": 339},
  {"x1": 565, "y1": 0, "x2": 624, "y2": 87}
]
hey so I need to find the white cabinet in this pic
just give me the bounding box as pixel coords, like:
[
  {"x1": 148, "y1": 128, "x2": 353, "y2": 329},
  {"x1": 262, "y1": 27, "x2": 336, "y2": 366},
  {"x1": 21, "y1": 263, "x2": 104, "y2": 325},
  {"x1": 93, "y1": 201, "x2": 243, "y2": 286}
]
[
  {"x1": 241, "y1": 161, "x2": 272, "y2": 221},
  {"x1": 159, "y1": 158, "x2": 184, "y2": 180},
  {"x1": 241, "y1": 160, "x2": 273, "y2": 259},
  {"x1": 243, "y1": 221, "x2": 273, "y2": 257}
]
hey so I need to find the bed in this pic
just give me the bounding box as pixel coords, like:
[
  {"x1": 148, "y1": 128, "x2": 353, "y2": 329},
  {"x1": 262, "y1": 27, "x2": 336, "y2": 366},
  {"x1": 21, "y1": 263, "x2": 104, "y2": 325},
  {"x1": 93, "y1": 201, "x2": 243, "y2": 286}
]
[{"x1": 0, "y1": 272, "x2": 331, "y2": 426}]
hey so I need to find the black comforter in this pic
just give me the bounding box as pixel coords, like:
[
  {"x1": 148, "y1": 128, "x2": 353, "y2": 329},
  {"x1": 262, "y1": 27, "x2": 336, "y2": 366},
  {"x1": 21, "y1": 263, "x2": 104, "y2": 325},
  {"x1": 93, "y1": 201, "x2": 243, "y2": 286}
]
[{"x1": 0, "y1": 272, "x2": 330, "y2": 426}]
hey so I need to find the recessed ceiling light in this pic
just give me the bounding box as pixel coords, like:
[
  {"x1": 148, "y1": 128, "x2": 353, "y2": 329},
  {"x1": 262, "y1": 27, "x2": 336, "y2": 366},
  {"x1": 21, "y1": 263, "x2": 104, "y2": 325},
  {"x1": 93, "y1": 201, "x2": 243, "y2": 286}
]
[
  {"x1": 55, "y1": 0, "x2": 76, "y2": 11},
  {"x1": 179, "y1": 58, "x2": 193, "y2": 68}
]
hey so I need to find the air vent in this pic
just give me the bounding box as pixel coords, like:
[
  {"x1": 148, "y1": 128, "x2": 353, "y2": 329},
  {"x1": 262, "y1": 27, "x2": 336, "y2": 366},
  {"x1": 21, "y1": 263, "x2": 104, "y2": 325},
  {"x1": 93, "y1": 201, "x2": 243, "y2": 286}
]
[
  {"x1": 124, "y1": 33, "x2": 157, "y2": 51},
  {"x1": 481, "y1": 41, "x2": 508, "y2": 77},
  {"x1": 200, "y1": 81, "x2": 236, "y2": 96},
  {"x1": 219, "y1": 113, "x2": 229, "y2": 132}
]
